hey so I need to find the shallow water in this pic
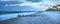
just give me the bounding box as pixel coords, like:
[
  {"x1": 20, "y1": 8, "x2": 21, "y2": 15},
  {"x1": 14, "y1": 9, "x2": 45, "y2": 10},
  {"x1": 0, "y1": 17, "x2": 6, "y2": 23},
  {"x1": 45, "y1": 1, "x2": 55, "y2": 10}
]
[{"x1": 0, "y1": 11, "x2": 60, "y2": 24}]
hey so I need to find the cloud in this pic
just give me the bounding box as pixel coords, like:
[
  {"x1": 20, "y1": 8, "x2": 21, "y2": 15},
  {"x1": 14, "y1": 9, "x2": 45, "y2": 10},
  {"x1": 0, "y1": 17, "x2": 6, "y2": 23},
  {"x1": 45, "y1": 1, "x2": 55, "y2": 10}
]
[
  {"x1": 26, "y1": 0, "x2": 43, "y2": 3},
  {"x1": 18, "y1": 2, "x2": 49, "y2": 8},
  {"x1": 1, "y1": 0, "x2": 60, "y2": 11},
  {"x1": 17, "y1": 0, "x2": 60, "y2": 11},
  {"x1": 5, "y1": 0, "x2": 49, "y2": 11},
  {"x1": 17, "y1": 2, "x2": 49, "y2": 11},
  {"x1": 0, "y1": 0, "x2": 12, "y2": 1}
]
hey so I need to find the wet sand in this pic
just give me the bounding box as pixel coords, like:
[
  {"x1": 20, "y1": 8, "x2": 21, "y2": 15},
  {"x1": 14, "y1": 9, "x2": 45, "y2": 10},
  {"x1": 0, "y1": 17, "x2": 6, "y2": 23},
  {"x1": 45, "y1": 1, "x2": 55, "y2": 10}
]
[{"x1": 0, "y1": 16, "x2": 60, "y2": 24}]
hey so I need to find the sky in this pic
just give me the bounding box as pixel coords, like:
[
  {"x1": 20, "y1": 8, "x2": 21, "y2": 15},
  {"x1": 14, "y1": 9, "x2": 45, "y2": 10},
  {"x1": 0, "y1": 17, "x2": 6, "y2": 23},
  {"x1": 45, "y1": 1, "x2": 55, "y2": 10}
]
[{"x1": 0, "y1": 0, "x2": 60, "y2": 11}]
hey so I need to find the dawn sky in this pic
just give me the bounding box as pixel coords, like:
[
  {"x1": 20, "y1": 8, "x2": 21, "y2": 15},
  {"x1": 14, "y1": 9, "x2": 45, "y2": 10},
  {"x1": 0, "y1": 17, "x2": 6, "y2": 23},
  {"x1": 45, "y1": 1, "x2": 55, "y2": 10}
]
[{"x1": 0, "y1": 0, "x2": 60, "y2": 11}]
